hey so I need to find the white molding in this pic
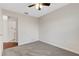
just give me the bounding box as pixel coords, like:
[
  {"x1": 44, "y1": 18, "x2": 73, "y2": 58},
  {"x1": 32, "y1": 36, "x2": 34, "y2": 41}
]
[{"x1": 40, "y1": 40, "x2": 79, "y2": 55}]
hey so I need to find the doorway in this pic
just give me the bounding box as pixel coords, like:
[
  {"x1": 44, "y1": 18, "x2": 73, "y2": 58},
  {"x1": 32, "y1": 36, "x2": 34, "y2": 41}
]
[{"x1": 3, "y1": 15, "x2": 18, "y2": 49}]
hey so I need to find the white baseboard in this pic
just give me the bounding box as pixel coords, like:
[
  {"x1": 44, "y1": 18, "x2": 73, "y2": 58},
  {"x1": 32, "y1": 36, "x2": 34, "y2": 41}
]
[
  {"x1": 18, "y1": 40, "x2": 39, "y2": 45},
  {"x1": 18, "y1": 39, "x2": 79, "y2": 54},
  {"x1": 40, "y1": 40, "x2": 79, "y2": 55}
]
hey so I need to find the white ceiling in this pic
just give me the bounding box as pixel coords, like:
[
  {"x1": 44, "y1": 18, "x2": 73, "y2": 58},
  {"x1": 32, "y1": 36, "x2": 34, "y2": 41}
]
[{"x1": 0, "y1": 3, "x2": 69, "y2": 18}]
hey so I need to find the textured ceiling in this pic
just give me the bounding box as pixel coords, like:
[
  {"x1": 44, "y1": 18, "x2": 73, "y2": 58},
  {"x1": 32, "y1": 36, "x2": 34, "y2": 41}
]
[{"x1": 0, "y1": 3, "x2": 69, "y2": 17}]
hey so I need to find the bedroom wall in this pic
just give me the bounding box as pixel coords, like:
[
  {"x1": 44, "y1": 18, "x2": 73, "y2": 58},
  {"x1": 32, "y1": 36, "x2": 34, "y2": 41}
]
[
  {"x1": 0, "y1": 8, "x2": 3, "y2": 56},
  {"x1": 2, "y1": 9, "x2": 39, "y2": 45},
  {"x1": 39, "y1": 4, "x2": 79, "y2": 54}
]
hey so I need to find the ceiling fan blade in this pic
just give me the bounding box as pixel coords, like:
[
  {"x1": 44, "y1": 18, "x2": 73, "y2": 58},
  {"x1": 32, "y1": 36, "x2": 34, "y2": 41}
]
[
  {"x1": 42, "y1": 3, "x2": 50, "y2": 6},
  {"x1": 28, "y1": 4, "x2": 35, "y2": 7}
]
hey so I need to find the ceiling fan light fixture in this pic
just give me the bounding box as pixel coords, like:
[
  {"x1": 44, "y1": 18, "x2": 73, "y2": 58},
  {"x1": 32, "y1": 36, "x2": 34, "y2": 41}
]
[
  {"x1": 40, "y1": 4, "x2": 43, "y2": 9},
  {"x1": 35, "y1": 3, "x2": 40, "y2": 10},
  {"x1": 28, "y1": 3, "x2": 51, "y2": 10},
  {"x1": 35, "y1": 3, "x2": 43, "y2": 10}
]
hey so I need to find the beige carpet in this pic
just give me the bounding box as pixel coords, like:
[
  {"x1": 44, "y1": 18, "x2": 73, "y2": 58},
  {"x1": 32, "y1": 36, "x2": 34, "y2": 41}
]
[{"x1": 2, "y1": 41, "x2": 79, "y2": 56}]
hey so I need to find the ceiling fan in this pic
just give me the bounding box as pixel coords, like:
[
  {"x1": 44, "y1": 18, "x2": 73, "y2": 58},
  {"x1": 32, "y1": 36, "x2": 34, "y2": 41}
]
[{"x1": 28, "y1": 3, "x2": 51, "y2": 10}]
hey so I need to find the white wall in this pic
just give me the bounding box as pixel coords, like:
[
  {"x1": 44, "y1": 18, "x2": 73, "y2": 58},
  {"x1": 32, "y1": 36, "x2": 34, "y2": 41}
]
[
  {"x1": 18, "y1": 14, "x2": 39, "y2": 45},
  {"x1": 2, "y1": 9, "x2": 39, "y2": 45},
  {"x1": 39, "y1": 4, "x2": 79, "y2": 54},
  {"x1": 0, "y1": 9, "x2": 3, "y2": 56}
]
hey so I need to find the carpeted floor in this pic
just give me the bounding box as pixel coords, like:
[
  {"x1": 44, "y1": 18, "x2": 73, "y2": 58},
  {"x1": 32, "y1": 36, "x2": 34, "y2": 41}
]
[{"x1": 2, "y1": 41, "x2": 79, "y2": 56}]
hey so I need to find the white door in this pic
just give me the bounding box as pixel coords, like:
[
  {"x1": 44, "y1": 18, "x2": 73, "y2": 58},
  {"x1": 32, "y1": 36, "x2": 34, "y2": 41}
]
[
  {"x1": 0, "y1": 15, "x2": 3, "y2": 56},
  {"x1": 8, "y1": 17, "x2": 17, "y2": 42},
  {"x1": 3, "y1": 15, "x2": 17, "y2": 42}
]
